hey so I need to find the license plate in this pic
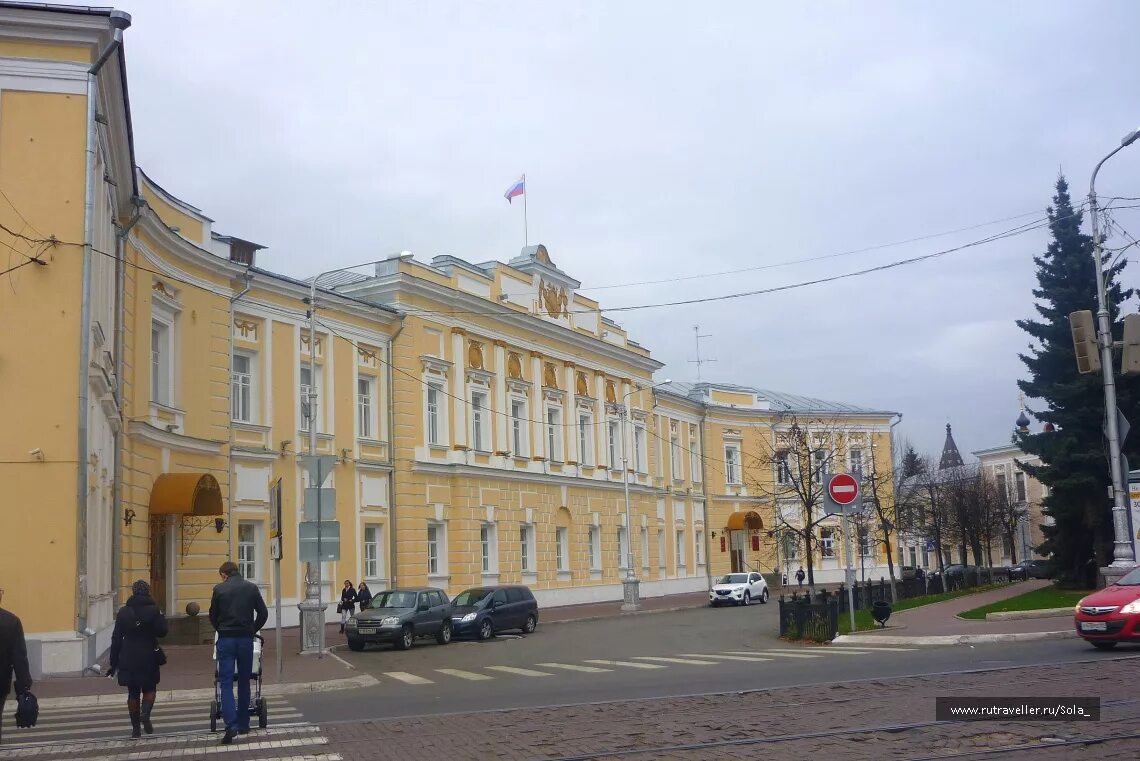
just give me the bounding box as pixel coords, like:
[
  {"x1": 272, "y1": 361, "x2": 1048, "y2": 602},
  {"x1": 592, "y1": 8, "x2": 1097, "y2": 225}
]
[
  {"x1": 1081, "y1": 621, "x2": 1107, "y2": 632},
  {"x1": 357, "y1": 628, "x2": 376, "y2": 635}
]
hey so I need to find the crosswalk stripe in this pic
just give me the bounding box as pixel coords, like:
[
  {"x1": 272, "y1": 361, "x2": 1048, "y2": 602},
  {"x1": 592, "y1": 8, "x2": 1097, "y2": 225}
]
[
  {"x1": 680, "y1": 653, "x2": 772, "y2": 662},
  {"x1": 536, "y1": 662, "x2": 613, "y2": 673},
  {"x1": 384, "y1": 671, "x2": 434, "y2": 685},
  {"x1": 6, "y1": 713, "x2": 305, "y2": 741},
  {"x1": 97, "y1": 736, "x2": 329, "y2": 761},
  {"x1": 826, "y1": 645, "x2": 916, "y2": 652},
  {"x1": 728, "y1": 650, "x2": 819, "y2": 659},
  {"x1": 485, "y1": 665, "x2": 554, "y2": 677},
  {"x1": 583, "y1": 659, "x2": 665, "y2": 670},
  {"x1": 435, "y1": 668, "x2": 494, "y2": 681},
  {"x1": 633, "y1": 656, "x2": 719, "y2": 665},
  {"x1": 0, "y1": 726, "x2": 322, "y2": 759}
]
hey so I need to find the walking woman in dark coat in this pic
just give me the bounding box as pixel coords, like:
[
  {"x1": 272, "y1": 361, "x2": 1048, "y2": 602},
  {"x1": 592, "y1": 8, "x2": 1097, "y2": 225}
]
[
  {"x1": 356, "y1": 581, "x2": 373, "y2": 612},
  {"x1": 108, "y1": 580, "x2": 169, "y2": 739},
  {"x1": 338, "y1": 580, "x2": 357, "y2": 633}
]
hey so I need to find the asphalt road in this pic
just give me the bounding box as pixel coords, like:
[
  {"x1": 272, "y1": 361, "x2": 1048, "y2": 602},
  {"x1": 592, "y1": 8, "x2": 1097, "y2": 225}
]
[{"x1": 291, "y1": 602, "x2": 1140, "y2": 722}]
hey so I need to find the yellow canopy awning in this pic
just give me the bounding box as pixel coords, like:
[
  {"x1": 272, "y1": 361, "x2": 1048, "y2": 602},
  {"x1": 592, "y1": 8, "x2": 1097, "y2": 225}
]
[
  {"x1": 726, "y1": 510, "x2": 763, "y2": 531},
  {"x1": 149, "y1": 473, "x2": 223, "y2": 516}
]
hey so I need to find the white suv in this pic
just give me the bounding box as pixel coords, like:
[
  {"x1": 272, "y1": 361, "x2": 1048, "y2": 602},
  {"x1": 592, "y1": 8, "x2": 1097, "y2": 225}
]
[{"x1": 709, "y1": 572, "x2": 769, "y2": 606}]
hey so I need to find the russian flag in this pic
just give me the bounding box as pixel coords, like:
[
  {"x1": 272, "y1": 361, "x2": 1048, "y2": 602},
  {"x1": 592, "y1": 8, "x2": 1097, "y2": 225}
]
[{"x1": 504, "y1": 175, "x2": 525, "y2": 203}]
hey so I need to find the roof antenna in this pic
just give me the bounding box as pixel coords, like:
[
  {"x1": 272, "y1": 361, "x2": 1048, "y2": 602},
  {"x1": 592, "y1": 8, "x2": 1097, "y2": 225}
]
[{"x1": 688, "y1": 325, "x2": 716, "y2": 382}]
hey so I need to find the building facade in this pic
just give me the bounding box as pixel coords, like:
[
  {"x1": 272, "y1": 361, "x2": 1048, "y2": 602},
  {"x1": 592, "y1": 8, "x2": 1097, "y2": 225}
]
[
  {"x1": 972, "y1": 444, "x2": 1051, "y2": 564},
  {"x1": 0, "y1": 3, "x2": 903, "y2": 676}
]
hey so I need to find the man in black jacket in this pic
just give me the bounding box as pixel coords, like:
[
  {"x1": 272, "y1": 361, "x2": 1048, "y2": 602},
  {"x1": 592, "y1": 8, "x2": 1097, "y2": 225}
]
[
  {"x1": 0, "y1": 589, "x2": 33, "y2": 746},
  {"x1": 209, "y1": 562, "x2": 268, "y2": 745}
]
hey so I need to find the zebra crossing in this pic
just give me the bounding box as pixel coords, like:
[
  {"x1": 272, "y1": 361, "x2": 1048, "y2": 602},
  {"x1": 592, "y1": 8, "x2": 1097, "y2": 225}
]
[
  {"x1": 368, "y1": 645, "x2": 917, "y2": 686},
  {"x1": 0, "y1": 697, "x2": 310, "y2": 757}
]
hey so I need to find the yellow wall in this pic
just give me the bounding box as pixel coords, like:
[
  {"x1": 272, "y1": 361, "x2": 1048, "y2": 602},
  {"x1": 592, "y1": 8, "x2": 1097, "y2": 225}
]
[{"x1": 0, "y1": 40, "x2": 91, "y2": 63}]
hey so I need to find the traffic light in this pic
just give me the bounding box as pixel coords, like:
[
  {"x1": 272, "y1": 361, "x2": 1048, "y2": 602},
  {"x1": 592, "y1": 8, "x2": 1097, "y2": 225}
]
[
  {"x1": 1122, "y1": 313, "x2": 1140, "y2": 376},
  {"x1": 1069, "y1": 310, "x2": 1101, "y2": 374}
]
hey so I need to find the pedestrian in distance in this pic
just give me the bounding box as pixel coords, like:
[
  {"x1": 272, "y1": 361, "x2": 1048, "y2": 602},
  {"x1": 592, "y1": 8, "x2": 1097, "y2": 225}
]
[
  {"x1": 338, "y1": 580, "x2": 356, "y2": 634},
  {"x1": 356, "y1": 581, "x2": 373, "y2": 612},
  {"x1": 795, "y1": 567, "x2": 806, "y2": 587},
  {"x1": 108, "y1": 580, "x2": 169, "y2": 739},
  {"x1": 209, "y1": 561, "x2": 268, "y2": 746},
  {"x1": 0, "y1": 587, "x2": 34, "y2": 746}
]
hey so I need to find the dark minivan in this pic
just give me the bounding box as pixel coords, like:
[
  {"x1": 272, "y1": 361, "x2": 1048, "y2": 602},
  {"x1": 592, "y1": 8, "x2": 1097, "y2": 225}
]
[{"x1": 450, "y1": 585, "x2": 538, "y2": 640}]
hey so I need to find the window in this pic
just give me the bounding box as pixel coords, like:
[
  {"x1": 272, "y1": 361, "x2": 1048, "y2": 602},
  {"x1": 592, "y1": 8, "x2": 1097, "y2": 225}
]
[
  {"x1": 426, "y1": 384, "x2": 443, "y2": 445},
  {"x1": 909, "y1": 546, "x2": 918, "y2": 567},
  {"x1": 608, "y1": 421, "x2": 620, "y2": 468},
  {"x1": 427, "y1": 522, "x2": 446, "y2": 575},
  {"x1": 634, "y1": 424, "x2": 647, "y2": 472},
  {"x1": 725, "y1": 445, "x2": 741, "y2": 485},
  {"x1": 237, "y1": 521, "x2": 258, "y2": 581},
  {"x1": 775, "y1": 453, "x2": 790, "y2": 485},
  {"x1": 782, "y1": 531, "x2": 798, "y2": 561},
  {"x1": 849, "y1": 448, "x2": 863, "y2": 478},
  {"x1": 231, "y1": 353, "x2": 253, "y2": 422},
  {"x1": 996, "y1": 472, "x2": 1008, "y2": 503},
  {"x1": 556, "y1": 527, "x2": 569, "y2": 571},
  {"x1": 859, "y1": 526, "x2": 873, "y2": 557},
  {"x1": 480, "y1": 523, "x2": 496, "y2": 573},
  {"x1": 358, "y1": 376, "x2": 375, "y2": 438},
  {"x1": 471, "y1": 391, "x2": 489, "y2": 452},
  {"x1": 364, "y1": 525, "x2": 382, "y2": 579},
  {"x1": 695, "y1": 531, "x2": 704, "y2": 566},
  {"x1": 588, "y1": 526, "x2": 601, "y2": 570},
  {"x1": 820, "y1": 528, "x2": 835, "y2": 558},
  {"x1": 520, "y1": 524, "x2": 535, "y2": 573},
  {"x1": 641, "y1": 527, "x2": 649, "y2": 570},
  {"x1": 300, "y1": 366, "x2": 318, "y2": 432},
  {"x1": 657, "y1": 530, "x2": 665, "y2": 569},
  {"x1": 547, "y1": 406, "x2": 563, "y2": 461},
  {"x1": 676, "y1": 530, "x2": 686, "y2": 567},
  {"x1": 511, "y1": 399, "x2": 528, "y2": 457},
  {"x1": 618, "y1": 527, "x2": 629, "y2": 569},
  {"x1": 812, "y1": 449, "x2": 828, "y2": 484},
  {"x1": 690, "y1": 430, "x2": 702, "y2": 482},
  {"x1": 1014, "y1": 471, "x2": 1027, "y2": 502},
  {"x1": 578, "y1": 413, "x2": 594, "y2": 466},
  {"x1": 150, "y1": 320, "x2": 171, "y2": 405}
]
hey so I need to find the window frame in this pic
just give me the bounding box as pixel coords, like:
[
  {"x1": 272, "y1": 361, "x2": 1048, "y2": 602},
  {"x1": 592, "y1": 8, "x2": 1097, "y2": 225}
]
[
  {"x1": 427, "y1": 521, "x2": 447, "y2": 576},
  {"x1": 634, "y1": 424, "x2": 647, "y2": 473},
  {"x1": 231, "y1": 351, "x2": 254, "y2": 423},
  {"x1": 1014, "y1": 471, "x2": 1027, "y2": 502},
  {"x1": 357, "y1": 375, "x2": 377, "y2": 440},
  {"x1": 520, "y1": 524, "x2": 536, "y2": 573},
  {"x1": 618, "y1": 526, "x2": 629, "y2": 569},
  {"x1": 671, "y1": 436, "x2": 683, "y2": 481},
  {"x1": 237, "y1": 520, "x2": 260, "y2": 582},
  {"x1": 300, "y1": 364, "x2": 321, "y2": 433},
  {"x1": 363, "y1": 524, "x2": 383, "y2": 579},
  {"x1": 480, "y1": 522, "x2": 497, "y2": 573},
  {"x1": 150, "y1": 318, "x2": 174, "y2": 406},
  {"x1": 675, "y1": 529, "x2": 686, "y2": 568},
  {"x1": 819, "y1": 527, "x2": 836, "y2": 558},
  {"x1": 426, "y1": 383, "x2": 445, "y2": 446},
  {"x1": 588, "y1": 526, "x2": 601, "y2": 570},
  {"x1": 546, "y1": 405, "x2": 564, "y2": 462},
  {"x1": 470, "y1": 389, "x2": 490, "y2": 452},
  {"x1": 510, "y1": 398, "x2": 528, "y2": 458},
  {"x1": 608, "y1": 420, "x2": 620, "y2": 469},
  {"x1": 695, "y1": 530, "x2": 704, "y2": 566},
  {"x1": 725, "y1": 444, "x2": 741, "y2": 485},
  {"x1": 578, "y1": 411, "x2": 595, "y2": 467},
  {"x1": 555, "y1": 526, "x2": 569, "y2": 571}
]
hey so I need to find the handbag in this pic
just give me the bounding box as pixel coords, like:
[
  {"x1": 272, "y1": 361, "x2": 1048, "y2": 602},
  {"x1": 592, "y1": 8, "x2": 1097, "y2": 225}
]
[
  {"x1": 154, "y1": 645, "x2": 167, "y2": 666},
  {"x1": 15, "y1": 692, "x2": 39, "y2": 728},
  {"x1": 336, "y1": 603, "x2": 343, "y2": 614}
]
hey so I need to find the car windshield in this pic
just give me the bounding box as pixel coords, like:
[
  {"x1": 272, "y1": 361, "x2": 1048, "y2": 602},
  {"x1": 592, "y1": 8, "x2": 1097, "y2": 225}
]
[
  {"x1": 453, "y1": 589, "x2": 493, "y2": 606},
  {"x1": 369, "y1": 591, "x2": 417, "y2": 609},
  {"x1": 1117, "y1": 567, "x2": 1140, "y2": 586},
  {"x1": 718, "y1": 574, "x2": 749, "y2": 584}
]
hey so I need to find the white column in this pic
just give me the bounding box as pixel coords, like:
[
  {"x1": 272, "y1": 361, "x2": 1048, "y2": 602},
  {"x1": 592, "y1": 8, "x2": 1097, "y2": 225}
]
[
  {"x1": 565, "y1": 364, "x2": 577, "y2": 463},
  {"x1": 451, "y1": 331, "x2": 467, "y2": 449},
  {"x1": 494, "y1": 342, "x2": 508, "y2": 454},
  {"x1": 531, "y1": 353, "x2": 544, "y2": 460}
]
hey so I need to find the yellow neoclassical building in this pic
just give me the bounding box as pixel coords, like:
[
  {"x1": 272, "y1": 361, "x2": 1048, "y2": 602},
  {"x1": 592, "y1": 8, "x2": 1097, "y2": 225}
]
[{"x1": 0, "y1": 3, "x2": 902, "y2": 676}]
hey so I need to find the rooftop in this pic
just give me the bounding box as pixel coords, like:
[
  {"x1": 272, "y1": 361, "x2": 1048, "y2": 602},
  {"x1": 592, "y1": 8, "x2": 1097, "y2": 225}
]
[{"x1": 658, "y1": 381, "x2": 896, "y2": 416}]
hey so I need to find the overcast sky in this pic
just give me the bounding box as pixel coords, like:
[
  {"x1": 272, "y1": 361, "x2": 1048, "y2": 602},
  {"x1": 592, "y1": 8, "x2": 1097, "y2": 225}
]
[{"x1": 108, "y1": 0, "x2": 1140, "y2": 460}]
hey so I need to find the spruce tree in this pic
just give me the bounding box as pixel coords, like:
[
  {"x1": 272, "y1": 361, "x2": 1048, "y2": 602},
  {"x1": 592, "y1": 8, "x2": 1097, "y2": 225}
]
[
  {"x1": 1016, "y1": 175, "x2": 1139, "y2": 585},
  {"x1": 901, "y1": 444, "x2": 924, "y2": 478}
]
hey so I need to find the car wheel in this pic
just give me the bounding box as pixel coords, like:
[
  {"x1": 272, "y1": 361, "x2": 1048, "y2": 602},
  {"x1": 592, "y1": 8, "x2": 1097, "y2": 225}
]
[
  {"x1": 759, "y1": 588, "x2": 769, "y2": 604},
  {"x1": 347, "y1": 637, "x2": 365, "y2": 652},
  {"x1": 522, "y1": 613, "x2": 537, "y2": 634},
  {"x1": 396, "y1": 625, "x2": 414, "y2": 651},
  {"x1": 742, "y1": 591, "x2": 751, "y2": 606},
  {"x1": 477, "y1": 618, "x2": 494, "y2": 641},
  {"x1": 1091, "y1": 641, "x2": 1118, "y2": 650},
  {"x1": 436, "y1": 622, "x2": 452, "y2": 645}
]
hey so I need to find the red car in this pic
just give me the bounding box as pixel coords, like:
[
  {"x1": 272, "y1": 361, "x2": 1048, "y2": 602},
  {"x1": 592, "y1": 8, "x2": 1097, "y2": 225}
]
[{"x1": 1074, "y1": 565, "x2": 1140, "y2": 649}]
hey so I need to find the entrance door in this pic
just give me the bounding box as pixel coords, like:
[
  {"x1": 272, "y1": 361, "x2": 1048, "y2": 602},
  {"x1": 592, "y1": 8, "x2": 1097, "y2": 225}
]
[
  {"x1": 150, "y1": 517, "x2": 170, "y2": 613},
  {"x1": 730, "y1": 530, "x2": 746, "y2": 573}
]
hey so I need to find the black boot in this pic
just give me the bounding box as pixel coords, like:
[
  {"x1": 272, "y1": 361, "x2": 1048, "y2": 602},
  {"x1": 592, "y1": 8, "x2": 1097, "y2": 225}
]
[
  {"x1": 128, "y1": 699, "x2": 141, "y2": 739},
  {"x1": 140, "y1": 694, "x2": 155, "y2": 735}
]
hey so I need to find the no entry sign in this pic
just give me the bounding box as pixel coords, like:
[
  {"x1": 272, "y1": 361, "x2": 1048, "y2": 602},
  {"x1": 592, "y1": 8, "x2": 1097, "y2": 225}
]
[{"x1": 827, "y1": 473, "x2": 860, "y2": 505}]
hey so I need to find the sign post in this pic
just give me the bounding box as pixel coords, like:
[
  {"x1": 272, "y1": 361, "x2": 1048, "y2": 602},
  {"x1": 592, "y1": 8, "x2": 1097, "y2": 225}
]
[
  {"x1": 827, "y1": 473, "x2": 861, "y2": 634},
  {"x1": 268, "y1": 478, "x2": 283, "y2": 679}
]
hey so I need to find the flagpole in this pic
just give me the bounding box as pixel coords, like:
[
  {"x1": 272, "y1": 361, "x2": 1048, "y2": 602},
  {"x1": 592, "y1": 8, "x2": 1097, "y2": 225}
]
[{"x1": 522, "y1": 173, "x2": 528, "y2": 247}]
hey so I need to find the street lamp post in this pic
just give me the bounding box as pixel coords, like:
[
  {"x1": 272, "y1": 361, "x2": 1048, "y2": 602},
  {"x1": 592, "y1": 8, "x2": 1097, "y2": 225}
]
[
  {"x1": 1089, "y1": 127, "x2": 1140, "y2": 580},
  {"x1": 609, "y1": 379, "x2": 670, "y2": 612}
]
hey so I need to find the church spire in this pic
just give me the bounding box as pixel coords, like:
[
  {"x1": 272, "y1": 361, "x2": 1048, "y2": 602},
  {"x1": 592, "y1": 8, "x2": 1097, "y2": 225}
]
[{"x1": 939, "y1": 423, "x2": 965, "y2": 470}]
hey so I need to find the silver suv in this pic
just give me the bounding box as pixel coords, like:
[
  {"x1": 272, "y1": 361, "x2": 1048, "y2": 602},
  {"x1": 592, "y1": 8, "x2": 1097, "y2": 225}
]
[{"x1": 346, "y1": 587, "x2": 452, "y2": 651}]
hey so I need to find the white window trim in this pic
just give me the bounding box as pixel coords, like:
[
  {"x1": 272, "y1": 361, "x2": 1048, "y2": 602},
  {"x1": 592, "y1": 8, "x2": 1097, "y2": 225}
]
[
  {"x1": 676, "y1": 528, "x2": 686, "y2": 569},
  {"x1": 695, "y1": 530, "x2": 705, "y2": 567},
  {"x1": 299, "y1": 364, "x2": 323, "y2": 434},
  {"x1": 578, "y1": 411, "x2": 595, "y2": 467},
  {"x1": 588, "y1": 526, "x2": 601, "y2": 571},
  {"x1": 607, "y1": 419, "x2": 620, "y2": 470},
  {"x1": 480, "y1": 522, "x2": 498, "y2": 574},
  {"x1": 510, "y1": 397, "x2": 529, "y2": 458},
  {"x1": 425, "y1": 382, "x2": 448, "y2": 448},
  {"x1": 427, "y1": 521, "x2": 448, "y2": 578},
  {"x1": 634, "y1": 424, "x2": 647, "y2": 474},
  {"x1": 520, "y1": 523, "x2": 536, "y2": 573},
  {"x1": 237, "y1": 520, "x2": 261, "y2": 582},
  {"x1": 231, "y1": 350, "x2": 256, "y2": 423},
  {"x1": 555, "y1": 526, "x2": 570, "y2": 571},
  {"x1": 150, "y1": 314, "x2": 176, "y2": 407},
  {"x1": 725, "y1": 444, "x2": 742, "y2": 485},
  {"x1": 546, "y1": 404, "x2": 564, "y2": 462},
  {"x1": 670, "y1": 437, "x2": 683, "y2": 481},
  {"x1": 357, "y1": 375, "x2": 378, "y2": 441},
  {"x1": 690, "y1": 435, "x2": 702, "y2": 483},
  {"x1": 470, "y1": 389, "x2": 491, "y2": 453},
  {"x1": 618, "y1": 526, "x2": 629, "y2": 570},
  {"x1": 820, "y1": 528, "x2": 836, "y2": 558},
  {"x1": 363, "y1": 523, "x2": 384, "y2": 580},
  {"x1": 640, "y1": 527, "x2": 650, "y2": 572}
]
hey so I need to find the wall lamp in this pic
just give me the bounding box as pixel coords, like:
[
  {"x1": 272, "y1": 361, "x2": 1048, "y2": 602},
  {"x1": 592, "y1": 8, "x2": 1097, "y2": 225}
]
[
  {"x1": 123, "y1": 508, "x2": 136, "y2": 526},
  {"x1": 214, "y1": 518, "x2": 226, "y2": 533}
]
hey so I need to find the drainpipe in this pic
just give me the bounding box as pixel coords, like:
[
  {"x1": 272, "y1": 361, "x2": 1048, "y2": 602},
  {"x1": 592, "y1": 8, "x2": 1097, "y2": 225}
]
[
  {"x1": 386, "y1": 319, "x2": 406, "y2": 589},
  {"x1": 77, "y1": 9, "x2": 132, "y2": 636},
  {"x1": 227, "y1": 272, "x2": 254, "y2": 559},
  {"x1": 111, "y1": 198, "x2": 143, "y2": 610}
]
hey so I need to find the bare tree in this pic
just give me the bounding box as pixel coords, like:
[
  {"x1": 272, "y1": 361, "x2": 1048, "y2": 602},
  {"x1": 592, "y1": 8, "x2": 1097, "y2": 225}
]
[{"x1": 861, "y1": 439, "x2": 924, "y2": 602}]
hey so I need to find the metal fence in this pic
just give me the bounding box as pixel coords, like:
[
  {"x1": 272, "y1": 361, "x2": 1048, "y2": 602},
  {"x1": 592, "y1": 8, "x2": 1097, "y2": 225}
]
[{"x1": 778, "y1": 593, "x2": 839, "y2": 642}]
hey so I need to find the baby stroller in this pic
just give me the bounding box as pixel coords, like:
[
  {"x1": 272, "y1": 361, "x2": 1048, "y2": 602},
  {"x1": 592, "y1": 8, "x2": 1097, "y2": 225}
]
[{"x1": 209, "y1": 633, "x2": 268, "y2": 732}]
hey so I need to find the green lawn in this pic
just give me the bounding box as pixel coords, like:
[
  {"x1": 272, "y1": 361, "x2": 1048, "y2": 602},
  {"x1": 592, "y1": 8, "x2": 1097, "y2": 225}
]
[
  {"x1": 957, "y1": 586, "x2": 1091, "y2": 620},
  {"x1": 835, "y1": 584, "x2": 1006, "y2": 635}
]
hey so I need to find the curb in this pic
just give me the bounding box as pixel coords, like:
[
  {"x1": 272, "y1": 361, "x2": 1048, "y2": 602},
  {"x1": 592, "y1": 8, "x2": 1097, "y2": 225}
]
[
  {"x1": 983, "y1": 607, "x2": 1073, "y2": 621},
  {"x1": 833, "y1": 630, "x2": 1076, "y2": 646},
  {"x1": 32, "y1": 674, "x2": 380, "y2": 709}
]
